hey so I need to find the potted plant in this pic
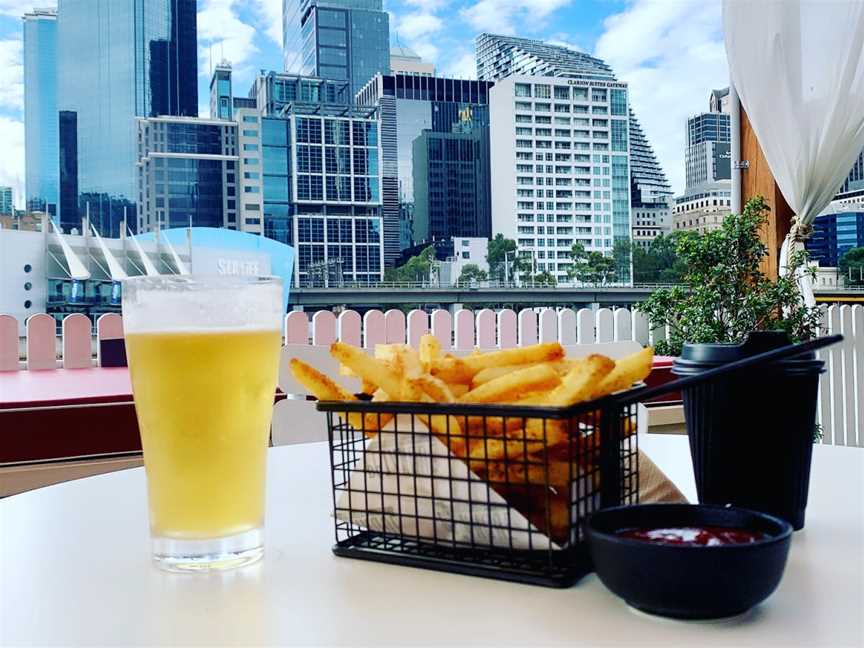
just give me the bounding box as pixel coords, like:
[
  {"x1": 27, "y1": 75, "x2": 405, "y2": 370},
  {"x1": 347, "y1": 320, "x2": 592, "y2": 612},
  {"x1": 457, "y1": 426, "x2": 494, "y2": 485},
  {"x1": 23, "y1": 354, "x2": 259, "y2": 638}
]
[{"x1": 638, "y1": 197, "x2": 824, "y2": 529}]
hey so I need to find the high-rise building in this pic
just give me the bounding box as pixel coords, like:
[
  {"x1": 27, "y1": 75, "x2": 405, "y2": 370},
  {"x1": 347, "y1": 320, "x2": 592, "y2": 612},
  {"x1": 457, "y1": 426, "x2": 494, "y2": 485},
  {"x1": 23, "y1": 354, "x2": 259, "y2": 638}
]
[
  {"x1": 489, "y1": 76, "x2": 632, "y2": 283},
  {"x1": 283, "y1": 0, "x2": 390, "y2": 98},
  {"x1": 685, "y1": 88, "x2": 731, "y2": 192},
  {"x1": 212, "y1": 68, "x2": 385, "y2": 285},
  {"x1": 838, "y1": 150, "x2": 864, "y2": 196},
  {"x1": 0, "y1": 186, "x2": 13, "y2": 215},
  {"x1": 805, "y1": 208, "x2": 864, "y2": 268},
  {"x1": 632, "y1": 199, "x2": 672, "y2": 249},
  {"x1": 57, "y1": 0, "x2": 198, "y2": 236},
  {"x1": 672, "y1": 183, "x2": 731, "y2": 234},
  {"x1": 390, "y1": 47, "x2": 434, "y2": 77},
  {"x1": 210, "y1": 62, "x2": 234, "y2": 121},
  {"x1": 413, "y1": 128, "x2": 491, "y2": 242},
  {"x1": 136, "y1": 117, "x2": 240, "y2": 233},
  {"x1": 23, "y1": 8, "x2": 58, "y2": 216},
  {"x1": 356, "y1": 74, "x2": 494, "y2": 259},
  {"x1": 476, "y1": 33, "x2": 671, "y2": 241}
]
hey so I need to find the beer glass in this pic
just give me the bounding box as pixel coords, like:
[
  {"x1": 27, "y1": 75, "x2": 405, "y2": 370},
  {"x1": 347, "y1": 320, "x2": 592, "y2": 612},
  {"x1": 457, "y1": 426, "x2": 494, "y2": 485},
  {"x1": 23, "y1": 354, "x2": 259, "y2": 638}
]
[{"x1": 123, "y1": 276, "x2": 282, "y2": 572}]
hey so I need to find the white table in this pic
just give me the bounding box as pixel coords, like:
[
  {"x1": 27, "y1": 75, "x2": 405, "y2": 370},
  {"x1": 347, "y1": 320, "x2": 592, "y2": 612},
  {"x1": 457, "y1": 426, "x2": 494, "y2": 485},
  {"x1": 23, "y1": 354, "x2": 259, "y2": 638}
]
[{"x1": 2, "y1": 436, "x2": 862, "y2": 647}]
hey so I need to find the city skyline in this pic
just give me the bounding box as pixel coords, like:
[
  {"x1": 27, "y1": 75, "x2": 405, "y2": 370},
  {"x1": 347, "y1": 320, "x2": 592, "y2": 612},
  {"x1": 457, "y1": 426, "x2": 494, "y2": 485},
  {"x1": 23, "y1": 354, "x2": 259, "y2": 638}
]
[{"x1": 0, "y1": 0, "x2": 729, "y2": 207}]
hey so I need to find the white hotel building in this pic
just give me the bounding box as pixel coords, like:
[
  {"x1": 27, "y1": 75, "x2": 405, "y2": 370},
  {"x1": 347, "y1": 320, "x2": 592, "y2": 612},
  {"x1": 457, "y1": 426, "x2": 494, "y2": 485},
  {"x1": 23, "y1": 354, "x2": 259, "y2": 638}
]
[{"x1": 490, "y1": 76, "x2": 632, "y2": 282}]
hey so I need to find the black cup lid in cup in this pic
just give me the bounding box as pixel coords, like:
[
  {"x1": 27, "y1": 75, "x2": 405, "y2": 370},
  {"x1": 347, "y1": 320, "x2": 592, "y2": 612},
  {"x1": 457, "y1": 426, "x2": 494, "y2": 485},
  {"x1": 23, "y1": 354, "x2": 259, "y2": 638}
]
[{"x1": 672, "y1": 331, "x2": 823, "y2": 376}]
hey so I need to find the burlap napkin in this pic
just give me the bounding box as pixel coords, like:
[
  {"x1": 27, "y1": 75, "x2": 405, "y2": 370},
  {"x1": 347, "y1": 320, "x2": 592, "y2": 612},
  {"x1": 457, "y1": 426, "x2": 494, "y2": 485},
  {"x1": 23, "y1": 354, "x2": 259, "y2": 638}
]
[{"x1": 637, "y1": 449, "x2": 687, "y2": 503}]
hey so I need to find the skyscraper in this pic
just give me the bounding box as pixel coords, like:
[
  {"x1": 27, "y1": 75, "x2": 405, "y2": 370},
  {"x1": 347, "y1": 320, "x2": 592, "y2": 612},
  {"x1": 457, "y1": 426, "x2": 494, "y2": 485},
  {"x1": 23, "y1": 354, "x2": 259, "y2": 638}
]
[
  {"x1": 57, "y1": 0, "x2": 198, "y2": 236},
  {"x1": 489, "y1": 76, "x2": 632, "y2": 283},
  {"x1": 23, "y1": 8, "x2": 58, "y2": 216},
  {"x1": 685, "y1": 87, "x2": 731, "y2": 192},
  {"x1": 839, "y1": 150, "x2": 864, "y2": 195},
  {"x1": 0, "y1": 186, "x2": 13, "y2": 215},
  {"x1": 283, "y1": 0, "x2": 390, "y2": 97},
  {"x1": 356, "y1": 74, "x2": 494, "y2": 261},
  {"x1": 413, "y1": 127, "x2": 490, "y2": 243},
  {"x1": 136, "y1": 117, "x2": 240, "y2": 233},
  {"x1": 475, "y1": 33, "x2": 672, "y2": 225}
]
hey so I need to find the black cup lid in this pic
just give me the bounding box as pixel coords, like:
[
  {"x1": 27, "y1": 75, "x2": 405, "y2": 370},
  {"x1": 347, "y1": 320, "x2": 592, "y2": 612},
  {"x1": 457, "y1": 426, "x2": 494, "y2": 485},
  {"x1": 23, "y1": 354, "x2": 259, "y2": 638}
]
[{"x1": 679, "y1": 331, "x2": 793, "y2": 364}]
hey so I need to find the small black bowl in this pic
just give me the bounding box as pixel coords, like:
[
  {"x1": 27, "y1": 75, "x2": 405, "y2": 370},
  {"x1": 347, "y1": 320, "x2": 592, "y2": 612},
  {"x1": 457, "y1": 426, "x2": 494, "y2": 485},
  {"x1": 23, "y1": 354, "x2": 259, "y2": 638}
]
[{"x1": 586, "y1": 504, "x2": 793, "y2": 619}]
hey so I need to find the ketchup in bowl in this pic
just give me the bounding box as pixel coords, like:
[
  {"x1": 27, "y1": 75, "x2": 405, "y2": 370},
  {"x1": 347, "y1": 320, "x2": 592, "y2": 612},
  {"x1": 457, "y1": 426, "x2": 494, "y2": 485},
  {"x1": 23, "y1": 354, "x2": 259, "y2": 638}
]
[{"x1": 615, "y1": 526, "x2": 765, "y2": 547}]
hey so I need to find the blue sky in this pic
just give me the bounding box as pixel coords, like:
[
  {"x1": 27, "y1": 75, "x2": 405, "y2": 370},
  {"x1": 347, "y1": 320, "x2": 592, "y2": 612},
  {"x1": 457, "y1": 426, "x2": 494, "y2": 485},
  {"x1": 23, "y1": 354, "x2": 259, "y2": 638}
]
[{"x1": 0, "y1": 0, "x2": 728, "y2": 207}]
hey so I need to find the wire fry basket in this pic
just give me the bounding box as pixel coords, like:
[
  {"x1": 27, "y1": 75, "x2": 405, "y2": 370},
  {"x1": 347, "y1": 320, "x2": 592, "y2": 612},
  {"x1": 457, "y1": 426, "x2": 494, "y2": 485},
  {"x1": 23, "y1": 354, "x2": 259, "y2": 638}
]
[{"x1": 318, "y1": 396, "x2": 639, "y2": 587}]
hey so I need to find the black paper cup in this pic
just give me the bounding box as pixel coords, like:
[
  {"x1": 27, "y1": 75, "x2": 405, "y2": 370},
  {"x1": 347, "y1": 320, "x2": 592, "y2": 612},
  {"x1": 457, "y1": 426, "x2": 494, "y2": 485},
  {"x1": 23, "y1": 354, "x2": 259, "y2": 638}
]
[{"x1": 673, "y1": 332, "x2": 824, "y2": 530}]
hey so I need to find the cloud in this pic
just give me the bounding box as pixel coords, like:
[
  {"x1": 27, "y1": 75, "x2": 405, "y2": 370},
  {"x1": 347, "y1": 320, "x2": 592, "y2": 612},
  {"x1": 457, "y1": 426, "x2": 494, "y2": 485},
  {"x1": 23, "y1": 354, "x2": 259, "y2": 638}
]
[
  {"x1": 395, "y1": 12, "x2": 443, "y2": 41},
  {"x1": 0, "y1": 37, "x2": 23, "y2": 112},
  {"x1": 440, "y1": 50, "x2": 476, "y2": 79},
  {"x1": 595, "y1": 0, "x2": 728, "y2": 195},
  {"x1": 460, "y1": 0, "x2": 572, "y2": 35},
  {"x1": 197, "y1": 0, "x2": 260, "y2": 79},
  {"x1": 403, "y1": 0, "x2": 450, "y2": 11},
  {"x1": 0, "y1": 116, "x2": 25, "y2": 206},
  {"x1": 0, "y1": 0, "x2": 43, "y2": 17},
  {"x1": 250, "y1": 0, "x2": 283, "y2": 46}
]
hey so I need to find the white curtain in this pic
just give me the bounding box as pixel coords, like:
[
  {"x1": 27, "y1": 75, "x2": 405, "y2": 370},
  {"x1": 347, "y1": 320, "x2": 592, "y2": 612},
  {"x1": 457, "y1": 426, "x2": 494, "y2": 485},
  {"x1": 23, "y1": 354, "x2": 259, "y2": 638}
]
[{"x1": 723, "y1": 0, "x2": 864, "y2": 305}]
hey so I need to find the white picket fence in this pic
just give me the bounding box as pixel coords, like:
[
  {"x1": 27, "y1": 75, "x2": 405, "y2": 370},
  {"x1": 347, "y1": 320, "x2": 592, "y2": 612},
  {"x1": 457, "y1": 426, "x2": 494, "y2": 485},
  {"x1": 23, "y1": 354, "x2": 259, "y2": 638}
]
[{"x1": 1, "y1": 305, "x2": 861, "y2": 446}]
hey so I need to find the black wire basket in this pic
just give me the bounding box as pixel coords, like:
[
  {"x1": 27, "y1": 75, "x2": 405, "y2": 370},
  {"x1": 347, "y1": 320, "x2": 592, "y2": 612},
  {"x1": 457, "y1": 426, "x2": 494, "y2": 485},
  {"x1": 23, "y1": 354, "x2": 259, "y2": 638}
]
[
  {"x1": 316, "y1": 335, "x2": 844, "y2": 588},
  {"x1": 318, "y1": 396, "x2": 640, "y2": 587}
]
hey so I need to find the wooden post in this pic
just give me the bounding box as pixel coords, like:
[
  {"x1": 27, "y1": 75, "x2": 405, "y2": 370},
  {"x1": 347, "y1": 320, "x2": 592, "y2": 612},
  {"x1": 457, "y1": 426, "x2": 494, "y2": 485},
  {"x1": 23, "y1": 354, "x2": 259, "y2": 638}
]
[{"x1": 739, "y1": 106, "x2": 795, "y2": 280}]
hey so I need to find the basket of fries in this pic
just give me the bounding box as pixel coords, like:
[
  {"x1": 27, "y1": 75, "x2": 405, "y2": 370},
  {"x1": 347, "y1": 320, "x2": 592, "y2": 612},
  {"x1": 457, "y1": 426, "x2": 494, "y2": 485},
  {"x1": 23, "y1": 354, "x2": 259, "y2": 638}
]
[{"x1": 290, "y1": 337, "x2": 654, "y2": 587}]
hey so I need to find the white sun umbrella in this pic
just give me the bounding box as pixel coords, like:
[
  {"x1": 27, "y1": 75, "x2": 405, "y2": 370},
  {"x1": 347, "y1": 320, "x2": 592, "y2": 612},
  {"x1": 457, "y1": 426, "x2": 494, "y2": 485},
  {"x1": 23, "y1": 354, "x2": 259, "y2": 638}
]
[{"x1": 723, "y1": 0, "x2": 864, "y2": 305}]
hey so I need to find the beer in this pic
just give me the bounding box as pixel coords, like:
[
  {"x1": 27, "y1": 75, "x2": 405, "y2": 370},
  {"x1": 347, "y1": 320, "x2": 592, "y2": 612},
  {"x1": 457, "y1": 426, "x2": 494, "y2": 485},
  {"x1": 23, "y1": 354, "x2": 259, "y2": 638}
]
[
  {"x1": 126, "y1": 329, "x2": 281, "y2": 538},
  {"x1": 122, "y1": 275, "x2": 283, "y2": 571}
]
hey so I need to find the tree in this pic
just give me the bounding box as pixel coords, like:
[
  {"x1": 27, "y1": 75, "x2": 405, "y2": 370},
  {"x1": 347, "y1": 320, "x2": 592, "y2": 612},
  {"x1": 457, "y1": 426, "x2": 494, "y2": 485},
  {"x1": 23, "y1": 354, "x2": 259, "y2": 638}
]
[
  {"x1": 384, "y1": 246, "x2": 436, "y2": 282},
  {"x1": 638, "y1": 197, "x2": 823, "y2": 355},
  {"x1": 457, "y1": 263, "x2": 488, "y2": 284},
  {"x1": 487, "y1": 234, "x2": 518, "y2": 281},
  {"x1": 612, "y1": 238, "x2": 631, "y2": 283},
  {"x1": 567, "y1": 242, "x2": 616, "y2": 284},
  {"x1": 632, "y1": 232, "x2": 690, "y2": 284},
  {"x1": 838, "y1": 247, "x2": 864, "y2": 286},
  {"x1": 532, "y1": 270, "x2": 557, "y2": 287}
]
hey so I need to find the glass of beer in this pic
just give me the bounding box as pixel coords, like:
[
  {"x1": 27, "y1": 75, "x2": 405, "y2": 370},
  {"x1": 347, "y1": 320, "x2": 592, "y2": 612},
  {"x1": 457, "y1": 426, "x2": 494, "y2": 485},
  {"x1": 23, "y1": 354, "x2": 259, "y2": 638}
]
[{"x1": 122, "y1": 276, "x2": 283, "y2": 572}]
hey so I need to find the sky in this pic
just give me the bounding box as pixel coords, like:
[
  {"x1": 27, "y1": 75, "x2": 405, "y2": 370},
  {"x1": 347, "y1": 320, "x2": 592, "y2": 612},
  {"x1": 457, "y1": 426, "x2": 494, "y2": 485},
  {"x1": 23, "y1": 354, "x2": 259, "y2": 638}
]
[{"x1": 0, "y1": 0, "x2": 728, "y2": 208}]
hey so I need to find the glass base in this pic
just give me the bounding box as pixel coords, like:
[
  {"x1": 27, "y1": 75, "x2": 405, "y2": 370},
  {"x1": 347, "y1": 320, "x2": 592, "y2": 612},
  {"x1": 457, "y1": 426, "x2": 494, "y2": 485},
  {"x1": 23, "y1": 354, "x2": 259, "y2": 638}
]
[{"x1": 152, "y1": 528, "x2": 263, "y2": 573}]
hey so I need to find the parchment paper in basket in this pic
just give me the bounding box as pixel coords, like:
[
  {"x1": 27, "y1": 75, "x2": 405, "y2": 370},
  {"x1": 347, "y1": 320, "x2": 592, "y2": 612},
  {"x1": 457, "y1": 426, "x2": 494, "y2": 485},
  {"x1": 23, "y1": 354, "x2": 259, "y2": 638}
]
[{"x1": 334, "y1": 414, "x2": 600, "y2": 550}]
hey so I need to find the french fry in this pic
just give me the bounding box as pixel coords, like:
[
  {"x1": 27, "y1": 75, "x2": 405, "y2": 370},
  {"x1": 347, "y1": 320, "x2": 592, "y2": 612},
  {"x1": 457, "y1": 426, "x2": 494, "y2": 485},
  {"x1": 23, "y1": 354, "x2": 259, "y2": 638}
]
[
  {"x1": 408, "y1": 374, "x2": 455, "y2": 403},
  {"x1": 331, "y1": 342, "x2": 403, "y2": 398},
  {"x1": 460, "y1": 364, "x2": 561, "y2": 403},
  {"x1": 449, "y1": 383, "x2": 470, "y2": 397},
  {"x1": 430, "y1": 356, "x2": 474, "y2": 384},
  {"x1": 290, "y1": 358, "x2": 355, "y2": 402},
  {"x1": 544, "y1": 354, "x2": 616, "y2": 407},
  {"x1": 477, "y1": 458, "x2": 582, "y2": 489},
  {"x1": 589, "y1": 347, "x2": 655, "y2": 399},
  {"x1": 471, "y1": 360, "x2": 570, "y2": 387},
  {"x1": 289, "y1": 358, "x2": 373, "y2": 433},
  {"x1": 460, "y1": 342, "x2": 564, "y2": 373},
  {"x1": 418, "y1": 334, "x2": 441, "y2": 372},
  {"x1": 393, "y1": 345, "x2": 423, "y2": 379},
  {"x1": 467, "y1": 436, "x2": 547, "y2": 462}
]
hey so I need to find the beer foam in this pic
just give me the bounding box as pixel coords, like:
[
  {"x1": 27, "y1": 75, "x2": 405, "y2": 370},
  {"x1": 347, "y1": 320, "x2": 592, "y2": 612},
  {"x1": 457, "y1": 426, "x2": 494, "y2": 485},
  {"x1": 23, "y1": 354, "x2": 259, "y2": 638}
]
[{"x1": 122, "y1": 276, "x2": 283, "y2": 334}]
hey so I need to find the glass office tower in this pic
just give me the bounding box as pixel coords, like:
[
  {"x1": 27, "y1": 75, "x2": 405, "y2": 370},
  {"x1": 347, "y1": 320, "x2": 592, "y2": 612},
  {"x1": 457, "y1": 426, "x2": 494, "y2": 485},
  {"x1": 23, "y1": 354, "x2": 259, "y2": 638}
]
[
  {"x1": 23, "y1": 9, "x2": 59, "y2": 216},
  {"x1": 283, "y1": 0, "x2": 390, "y2": 97},
  {"x1": 356, "y1": 75, "x2": 494, "y2": 259},
  {"x1": 137, "y1": 117, "x2": 239, "y2": 232},
  {"x1": 57, "y1": 0, "x2": 198, "y2": 236}
]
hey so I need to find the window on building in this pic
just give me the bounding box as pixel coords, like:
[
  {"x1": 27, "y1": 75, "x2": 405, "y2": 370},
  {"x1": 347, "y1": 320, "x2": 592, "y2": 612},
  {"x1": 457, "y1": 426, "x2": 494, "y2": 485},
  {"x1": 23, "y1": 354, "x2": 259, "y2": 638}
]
[{"x1": 515, "y1": 83, "x2": 532, "y2": 97}]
